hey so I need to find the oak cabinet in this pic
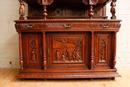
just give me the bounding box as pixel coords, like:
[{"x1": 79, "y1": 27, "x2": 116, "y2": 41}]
[{"x1": 15, "y1": 0, "x2": 121, "y2": 79}]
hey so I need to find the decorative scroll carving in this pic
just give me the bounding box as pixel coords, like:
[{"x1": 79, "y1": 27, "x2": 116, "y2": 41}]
[
  {"x1": 53, "y1": 37, "x2": 83, "y2": 63},
  {"x1": 110, "y1": 0, "x2": 116, "y2": 19},
  {"x1": 19, "y1": 0, "x2": 25, "y2": 20},
  {"x1": 29, "y1": 39, "x2": 37, "y2": 63}
]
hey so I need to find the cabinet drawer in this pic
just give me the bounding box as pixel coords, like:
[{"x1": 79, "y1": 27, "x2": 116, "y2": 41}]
[{"x1": 15, "y1": 21, "x2": 120, "y2": 32}]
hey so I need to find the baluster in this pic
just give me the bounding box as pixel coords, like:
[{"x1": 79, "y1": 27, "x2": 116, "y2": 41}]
[
  {"x1": 88, "y1": 5, "x2": 94, "y2": 19},
  {"x1": 110, "y1": 0, "x2": 117, "y2": 19},
  {"x1": 43, "y1": 5, "x2": 48, "y2": 20},
  {"x1": 82, "y1": 0, "x2": 98, "y2": 19},
  {"x1": 43, "y1": 32, "x2": 47, "y2": 70},
  {"x1": 19, "y1": 0, "x2": 25, "y2": 20},
  {"x1": 19, "y1": 33, "x2": 24, "y2": 70},
  {"x1": 42, "y1": 0, "x2": 54, "y2": 20},
  {"x1": 91, "y1": 32, "x2": 95, "y2": 69}
]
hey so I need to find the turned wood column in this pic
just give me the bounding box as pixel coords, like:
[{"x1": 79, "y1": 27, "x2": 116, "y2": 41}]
[
  {"x1": 19, "y1": 0, "x2": 25, "y2": 20},
  {"x1": 19, "y1": 33, "x2": 24, "y2": 70},
  {"x1": 42, "y1": 0, "x2": 54, "y2": 19},
  {"x1": 91, "y1": 32, "x2": 95, "y2": 69},
  {"x1": 110, "y1": 0, "x2": 117, "y2": 19},
  {"x1": 82, "y1": 0, "x2": 98, "y2": 19},
  {"x1": 43, "y1": 32, "x2": 47, "y2": 70}
]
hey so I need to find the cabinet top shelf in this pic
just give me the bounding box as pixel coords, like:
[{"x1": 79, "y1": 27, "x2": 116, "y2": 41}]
[
  {"x1": 23, "y1": 0, "x2": 110, "y2": 5},
  {"x1": 19, "y1": 0, "x2": 117, "y2": 20}
]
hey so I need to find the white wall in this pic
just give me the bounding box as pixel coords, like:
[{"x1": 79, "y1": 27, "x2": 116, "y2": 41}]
[
  {"x1": 0, "y1": 0, "x2": 19, "y2": 68},
  {"x1": 0, "y1": 0, "x2": 130, "y2": 68}
]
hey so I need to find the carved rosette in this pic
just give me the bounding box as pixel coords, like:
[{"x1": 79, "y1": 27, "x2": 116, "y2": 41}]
[{"x1": 19, "y1": 0, "x2": 25, "y2": 20}]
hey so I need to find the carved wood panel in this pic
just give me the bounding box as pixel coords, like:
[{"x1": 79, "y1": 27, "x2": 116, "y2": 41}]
[
  {"x1": 53, "y1": 37, "x2": 83, "y2": 63},
  {"x1": 22, "y1": 33, "x2": 43, "y2": 69},
  {"x1": 47, "y1": 33, "x2": 90, "y2": 69},
  {"x1": 94, "y1": 33, "x2": 113, "y2": 68}
]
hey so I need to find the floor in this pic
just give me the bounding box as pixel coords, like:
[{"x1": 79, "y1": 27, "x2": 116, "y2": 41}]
[{"x1": 0, "y1": 68, "x2": 130, "y2": 87}]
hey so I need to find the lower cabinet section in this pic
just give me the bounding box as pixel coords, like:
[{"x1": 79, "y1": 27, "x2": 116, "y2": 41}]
[
  {"x1": 16, "y1": 32, "x2": 119, "y2": 79},
  {"x1": 15, "y1": 20, "x2": 120, "y2": 79}
]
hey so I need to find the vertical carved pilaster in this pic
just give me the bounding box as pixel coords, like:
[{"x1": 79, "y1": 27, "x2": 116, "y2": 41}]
[
  {"x1": 19, "y1": 0, "x2": 25, "y2": 20},
  {"x1": 19, "y1": 33, "x2": 23, "y2": 70},
  {"x1": 43, "y1": 32, "x2": 47, "y2": 70},
  {"x1": 110, "y1": 0, "x2": 117, "y2": 19},
  {"x1": 91, "y1": 32, "x2": 94, "y2": 69},
  {"x1": 113, "y1": 33, "x2": 116, "y2": 68}
]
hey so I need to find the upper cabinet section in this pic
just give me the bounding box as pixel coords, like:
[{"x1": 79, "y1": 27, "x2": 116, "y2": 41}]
[{"x1": 19, "y1": 0, "x2": 117, "y2": 20}]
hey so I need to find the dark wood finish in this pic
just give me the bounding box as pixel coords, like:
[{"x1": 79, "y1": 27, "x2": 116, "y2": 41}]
[
  {"x1": 15, "y1": 0, "x2": 121, "y2": 79},
  {"x1": 110, "y1": 0, "x2": 117, "y2": 19}
]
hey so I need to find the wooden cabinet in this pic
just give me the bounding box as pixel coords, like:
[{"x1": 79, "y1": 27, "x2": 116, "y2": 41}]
[{"x1": 15, "y1": 0, "x2": 121, "y2": 79}]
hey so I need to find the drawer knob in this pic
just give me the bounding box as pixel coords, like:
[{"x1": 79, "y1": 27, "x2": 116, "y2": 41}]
[{"x1": 63, "y1": 24, "x2": 71, "y2": 29}]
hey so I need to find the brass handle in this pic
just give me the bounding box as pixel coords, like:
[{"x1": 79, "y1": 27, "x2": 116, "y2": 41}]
[
  {"x1": 24, "y1": 24, "x2": 33, "y2": 29},
  {"x1": 103, "y1": 24, "x2": 109, "y2": 28},
  {"x1": 63, "y1": 24, "x2": 71, "y2": 29}
]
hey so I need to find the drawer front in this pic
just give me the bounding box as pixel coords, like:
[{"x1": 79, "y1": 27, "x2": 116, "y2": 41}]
[{"x1": 15, "y1": 22, "x2": 120, "y2": 32}]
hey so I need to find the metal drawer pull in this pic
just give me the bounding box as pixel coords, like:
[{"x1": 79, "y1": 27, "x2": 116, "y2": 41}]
[
  {"x1": 103, "y1": 24, "x2": 109, "y2": 28},
  {"x1": 25, "y1": 24, "x2": 33, "y2": 28},
  {"x1": 63, "y1": 24, "x2": 71, "y2": 28}
]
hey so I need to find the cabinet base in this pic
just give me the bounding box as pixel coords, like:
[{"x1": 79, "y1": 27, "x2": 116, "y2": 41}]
[{"x1": 16, "y1": 71, "x2": 120, "y2": 79}]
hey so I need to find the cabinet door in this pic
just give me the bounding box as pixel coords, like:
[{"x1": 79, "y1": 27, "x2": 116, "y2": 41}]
[
  {"x1": 47, "y1": 33, "x2": 90, "y2": 69},
  {"x1": 94, "y1": 32, "x2": 114, "y2": 69},
  {"x1": 22, "y1": 33, "x2": 43, "y2": 69}
]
